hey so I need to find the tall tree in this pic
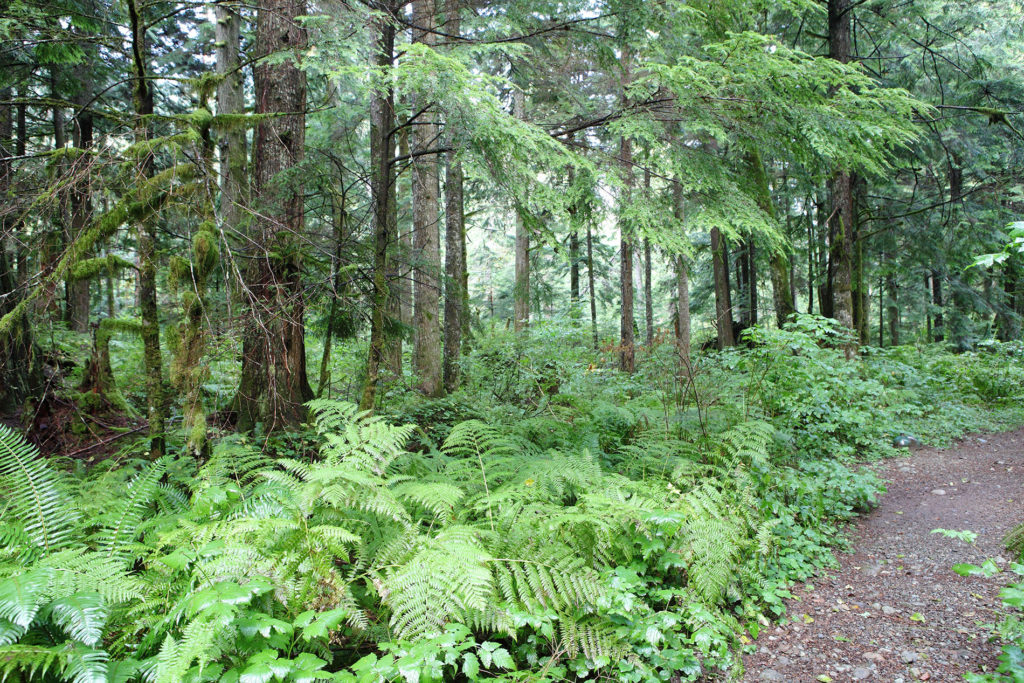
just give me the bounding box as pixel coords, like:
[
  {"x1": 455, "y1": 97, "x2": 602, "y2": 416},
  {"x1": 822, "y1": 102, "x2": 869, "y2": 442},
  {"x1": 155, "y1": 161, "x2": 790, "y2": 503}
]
[
  {"x1": 411, "y1": 0, "x2": 443, "y2": 396},
  {"x1": 827, "y1": 0, "x2": 857, "y2": 357},
  {"x1": 711, "y1": 226, "x2": 735, "y2": 349},
  {"x1": 127, "y1": 0, "x2": 166, "y2": 455},
  {"x1": 360, "y1": 5, "x2": 398, "y2": 411},
  {"x1": 236, "y1": 0, "x2": 313, "y2": 429},
  {"x1": 442, "y1": 0, "x2": 465, "y2": 393},
  {"x1": 672, "y1": 180, "x2": 690, "y2": 370},
  {"x1": 618, "y1": 46, "x2": 635, "y2": 372},
  {"x1": 512, "y1": 87, "x2": 530, "y2": 334}
]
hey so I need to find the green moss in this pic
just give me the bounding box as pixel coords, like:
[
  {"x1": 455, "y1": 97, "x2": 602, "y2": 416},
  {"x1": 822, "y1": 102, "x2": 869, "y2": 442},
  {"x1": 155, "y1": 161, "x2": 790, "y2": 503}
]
[{"x1": 69, "y1": 254, "x2": 136, "y2": 282}]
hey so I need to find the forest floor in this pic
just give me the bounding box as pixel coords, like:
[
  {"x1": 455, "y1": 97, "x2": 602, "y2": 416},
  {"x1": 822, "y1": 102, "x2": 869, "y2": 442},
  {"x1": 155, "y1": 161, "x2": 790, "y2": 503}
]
[{"x1": 742, "y1": 428, "x2": 1024, "y2": 683}]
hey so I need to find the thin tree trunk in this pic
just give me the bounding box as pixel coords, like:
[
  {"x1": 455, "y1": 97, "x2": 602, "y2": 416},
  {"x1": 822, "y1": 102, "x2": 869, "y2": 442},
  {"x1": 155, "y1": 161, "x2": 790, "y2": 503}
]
[
  {"x1": 512, "y1": 89, "x2": 530, "y2": 334},
  {"x1": 442, "y1": 0, "x2": 465, "y2": 394},
  {"x1": 711, "y1": 226, "x2": 734, "y2": 349},
  {"x1": 644, "y1": 239, "x2": 653, "y2": 346},
  {"x1": 619, "y1": 131, "x2": 635, "y2": 372},
  {"x1": 398, "y1": 127, "x2": 413, "y2": 333},
  {"x1": 586, "y1": 224, "x2": 598, "y2": 350},
  {"x1": 127, "y1": 0, "x2": 165, "y2": 454},
  {"x1": 360, "y1": 10, "x2": 397, "y2": 411},
  {"x1": 67, "y1": 67, "x2": 93, "y2": 332},
  {"x1": 672, "y1": 181, "x2": 690, "y2": 370},
  {"x1": 318, "y1": 191, "x2": 347, "y2": 397},
  {"x1": 807, "y1": 201, "x2": 815, "y2": 315},
  {"x1": 932, "y1": 271, "x2": 944, "y2": 342}
]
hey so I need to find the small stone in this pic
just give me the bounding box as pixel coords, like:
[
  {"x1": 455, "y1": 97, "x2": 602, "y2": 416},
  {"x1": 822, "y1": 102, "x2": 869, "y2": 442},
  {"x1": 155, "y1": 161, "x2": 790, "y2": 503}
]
[
  {"x1": 930, "y1": 488, "x2": 946, "y2": 495},
  {"x1": 760, "y1": 670, "x2": 785, "y2": 681},
  {"x1": 864, "y1": 652, "x2": 884, "y2": 663},
  {"x1": 883, "y1": 605, "x2": 898, "y2": 615},
  {"x1": 902, "y1": 651, "x2": 919, "y2": 664},
  {"x1": 853, "y1": 667, "x2": 873, "y2": 680}
]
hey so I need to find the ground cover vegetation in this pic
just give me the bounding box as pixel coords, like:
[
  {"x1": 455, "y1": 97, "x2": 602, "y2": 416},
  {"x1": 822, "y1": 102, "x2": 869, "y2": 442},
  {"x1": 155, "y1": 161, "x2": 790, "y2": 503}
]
[{"x1": 1, "y1": 0, "x2": 1023, "y2": 680}]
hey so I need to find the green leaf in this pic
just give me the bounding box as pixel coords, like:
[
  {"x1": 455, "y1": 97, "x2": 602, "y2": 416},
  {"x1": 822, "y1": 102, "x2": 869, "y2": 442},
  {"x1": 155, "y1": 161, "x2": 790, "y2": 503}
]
[{"x1": 462, "y1": 652, "x2": 480, "y2": 679}]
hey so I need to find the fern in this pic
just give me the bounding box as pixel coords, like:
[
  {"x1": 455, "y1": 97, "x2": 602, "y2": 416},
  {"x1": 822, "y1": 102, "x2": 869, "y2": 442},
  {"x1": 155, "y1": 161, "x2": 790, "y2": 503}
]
[
  {"x1": 98, "y1": 458, "x2": 166, "y2": 562},
  {"x1": 0, "y1": 424, "x2": 80, "y2": 553}
]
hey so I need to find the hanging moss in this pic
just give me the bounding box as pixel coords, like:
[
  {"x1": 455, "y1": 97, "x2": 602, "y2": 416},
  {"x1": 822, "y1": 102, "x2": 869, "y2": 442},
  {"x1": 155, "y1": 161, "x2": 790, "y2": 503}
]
[{"x1": 68, "y1": 254, "x2": 136, "y2": 282}]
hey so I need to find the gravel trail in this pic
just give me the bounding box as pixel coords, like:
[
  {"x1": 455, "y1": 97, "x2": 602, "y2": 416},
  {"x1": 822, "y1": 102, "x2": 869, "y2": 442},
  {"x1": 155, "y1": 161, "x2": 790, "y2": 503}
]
[{"x1": 743, "y1": 428, "x2": 1024, "y2": 682}]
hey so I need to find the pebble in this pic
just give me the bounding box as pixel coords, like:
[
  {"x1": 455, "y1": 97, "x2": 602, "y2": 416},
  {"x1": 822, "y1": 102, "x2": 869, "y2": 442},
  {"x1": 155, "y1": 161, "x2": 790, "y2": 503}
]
[
  {"x1": 760, "y1": 670, "x2": 784, "y2": 681},
  {"x1": 930, "y1": 489, "x2": 946, "y2": 495},
  {"x1": 902, "y1": 651, "x2": 919, "y2": 664},
  {"x1": 883, "y1": 605, "x2": 898, "y2": 615},
  {"x1": 852, "y1": 667, "x2": 873, "y2": 680}
]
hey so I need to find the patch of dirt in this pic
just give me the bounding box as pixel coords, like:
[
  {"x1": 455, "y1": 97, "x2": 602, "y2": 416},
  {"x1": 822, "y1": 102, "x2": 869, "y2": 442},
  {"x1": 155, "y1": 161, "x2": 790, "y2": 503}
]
[{"x1": 743, "y1": 428, "x2": 1024, "y2": 682}]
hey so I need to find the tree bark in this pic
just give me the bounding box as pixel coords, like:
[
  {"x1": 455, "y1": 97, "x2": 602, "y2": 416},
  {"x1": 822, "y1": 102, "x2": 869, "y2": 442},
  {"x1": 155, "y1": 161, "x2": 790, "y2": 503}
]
[
  {"x1": 66, "y1": 67, "x2": 93, "y2": 333},
  {"x1": 672, "y1": 181, "x2": 690, "y2": 370},
  {"x1": 586, "y1": 224, "x2": 598, "y2": 350},
  {"x1": 215, "y1": 0, "x2": 247, "y2": 241},
  {"x1": 126, "y1": 0, "x2": 167, "y2": 455},
  {"x1": 411, "y1": 0, "x2": 443, "y2": 396},
  {"x1": 931, "y1": 270, "x2": 944, "y2": 342},
  {"x1": 885, "y1": 260, "x2": 899, "y2": 346},
  {"x1": 0, "y1": 89, "x2": 37, "y2": 412},
  {"x1": 711, "y1": 227, "x2": 735, "y2": 349},
  {"x1": 360, "y1": 9, "x2": 397, "y2": 411},
  {"x1": 619, "y1": 131, "x2": 635, "y2": 372},
  {"x1": 512, "y1": 88, "x2": 530, "y2": 334},
  {"x1": 441, "y1": 0, "x2": 465, "y2": 393},
  {"x1": 237, "y1": 0, "x2": 313, "y2": 430},
  {"x1": 828, "y1": 0, "x2": 856, "y2": 357}
]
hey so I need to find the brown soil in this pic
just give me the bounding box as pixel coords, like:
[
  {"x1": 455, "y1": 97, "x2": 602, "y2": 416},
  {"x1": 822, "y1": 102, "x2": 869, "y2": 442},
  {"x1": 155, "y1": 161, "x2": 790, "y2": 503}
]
[{"x1": 743, "y1": 428, "x2": 1024, "y2": 683}]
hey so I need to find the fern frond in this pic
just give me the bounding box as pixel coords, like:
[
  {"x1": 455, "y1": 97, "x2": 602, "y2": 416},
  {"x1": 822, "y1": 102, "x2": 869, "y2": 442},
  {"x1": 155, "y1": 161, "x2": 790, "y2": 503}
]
[
  {"x1": 46, "y1": 592, "x2": 107, "y2": 647},
  {"x1": 0, "y1": 424, "x2": 80, "y2": 553},
  {"x1": 99, "y1": 459, "x2": 166, "y2": 562},
  {"x1": 0, "y1": 643, "x2": 66, "y2": 680}
]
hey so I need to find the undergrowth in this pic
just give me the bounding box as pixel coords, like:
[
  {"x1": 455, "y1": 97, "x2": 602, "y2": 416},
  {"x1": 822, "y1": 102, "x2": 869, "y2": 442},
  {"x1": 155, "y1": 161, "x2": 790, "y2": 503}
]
[{"x1": 1, "y1": 316, "x2": 1021, "y2": 681}]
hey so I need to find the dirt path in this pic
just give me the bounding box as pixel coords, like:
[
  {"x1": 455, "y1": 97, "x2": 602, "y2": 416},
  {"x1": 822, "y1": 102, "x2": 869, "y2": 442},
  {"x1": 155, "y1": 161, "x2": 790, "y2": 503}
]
[{"x1": 743, "y1": 428, "x2": 1024, "y2": 682}]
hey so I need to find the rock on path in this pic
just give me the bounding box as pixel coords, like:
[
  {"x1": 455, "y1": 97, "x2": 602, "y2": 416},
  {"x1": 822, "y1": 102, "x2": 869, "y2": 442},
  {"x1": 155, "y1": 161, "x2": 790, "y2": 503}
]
[{"x1": 743, "y1": 428, "x2": 1024, "y2": 682}]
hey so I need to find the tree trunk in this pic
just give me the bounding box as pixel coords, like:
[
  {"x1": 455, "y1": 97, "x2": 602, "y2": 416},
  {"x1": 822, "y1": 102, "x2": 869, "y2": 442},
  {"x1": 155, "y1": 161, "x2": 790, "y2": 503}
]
[
  {"x1": 885, "y1": 259, "x2": 899, "y2": 346},
  {"x1": 0, "y1": 89, "x2": 38, "y2": 412},
  {"x1": 644, "y1": 239, "x2": 653, "y2": 346},
  {"x1": 619, "y1": 132, "x2": 635, "y2": 372},
  {"x1": 512, "y1": 89, "x2": 530, "y2": 334},
  {"x1": 411, "y1": 0, "x2": 443, "y2": 396},
  {"x1": 672, "y1": 181, "x2": 690, "y2": 370},
  {"x1": 359, "y1": 10, "x2": 397, "y2": 411},
  {"x1": 931, "y1": 270, "x2": 944, "y2": 342},
  {"x1": 126, "y1": 0, "x2": 167, "y2": 455},
  {"x1": 66, "y1": 69, "x2": 93, "y2": 333},
  {"x1": 237, "y1": 0, "x2": 313, "y2": 430},
  {"x1": 442, "y1": 0, "x2": 465, "y2": 394},
  {"x1": 318, "y1": 191, "x2": 347, "y2": 398},
  {"x1": 828, "y1": 0, "x2": 856, "y2": 357},
  {"x1": 586, "y1": 224, "x2": 598, "y2": 350},
  {"x1": 711, "y1": 226, "x2": 735, "y2": 349}
]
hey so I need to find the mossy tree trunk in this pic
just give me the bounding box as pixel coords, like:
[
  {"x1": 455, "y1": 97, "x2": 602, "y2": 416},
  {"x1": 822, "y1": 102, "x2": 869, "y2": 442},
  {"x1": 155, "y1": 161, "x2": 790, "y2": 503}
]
[
  {"x1": 128, "y1": 0, "x2": 166, "y2": 455},
  {"x1": 66, "y1": 67, "x2": 93, "y2": 333},
  {"x1": 0, "y1": 90, "x2": 38, "y2": 412},
  {"x1": 236, "y1": 0, "x2": 313, "y2": 431}
]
